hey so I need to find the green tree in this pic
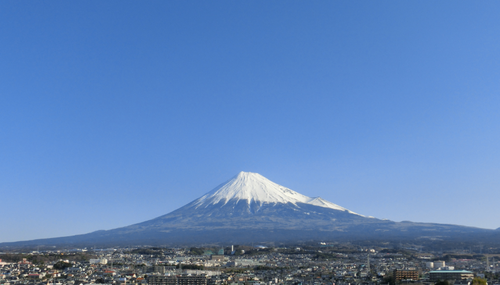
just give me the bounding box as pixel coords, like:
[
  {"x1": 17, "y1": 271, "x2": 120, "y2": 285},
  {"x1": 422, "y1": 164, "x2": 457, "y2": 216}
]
[
  {"x1": 383, "y1": 275, "x2": 396, "y2": 285},
  {"x1": 189, "y1": 247, "x2": 204, "y2": 255},
  {"x1": 471, "y1": 278, "x2": 487, "y2": 285},
  {"x1": 53, "y1": 261, "x2": 72, "y2": 270}
]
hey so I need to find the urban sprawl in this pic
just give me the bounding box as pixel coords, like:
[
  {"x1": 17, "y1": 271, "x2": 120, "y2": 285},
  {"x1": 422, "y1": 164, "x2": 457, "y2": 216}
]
[{"x1": 1, "y1": 243, "x2": 499, "y2": 285}]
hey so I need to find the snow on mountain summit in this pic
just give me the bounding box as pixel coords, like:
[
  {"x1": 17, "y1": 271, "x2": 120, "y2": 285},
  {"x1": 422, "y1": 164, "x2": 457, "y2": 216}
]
[
  {"x1": 193, "y1": 171, "x2": 362, "y2": 216},
  {"x1": 195, "y1": 171, "x2": 310, "y2": 206}
]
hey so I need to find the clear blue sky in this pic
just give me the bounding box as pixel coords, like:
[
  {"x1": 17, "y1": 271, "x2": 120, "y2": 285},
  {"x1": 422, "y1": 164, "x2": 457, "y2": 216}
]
[{"x1": 1, "y1": 1, "x2": 499, "y2": 243}]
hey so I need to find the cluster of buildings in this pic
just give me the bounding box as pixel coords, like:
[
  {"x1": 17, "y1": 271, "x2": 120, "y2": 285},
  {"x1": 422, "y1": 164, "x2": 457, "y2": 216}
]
[{"x1": 0, "y1": 245, "x2": 499, "y2": 285}]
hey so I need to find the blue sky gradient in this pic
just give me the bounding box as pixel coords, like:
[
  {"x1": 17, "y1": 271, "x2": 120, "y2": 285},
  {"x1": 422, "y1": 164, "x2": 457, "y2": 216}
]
[{"x1": 1, "y1": 1, "x2": 499, "y2": 242}]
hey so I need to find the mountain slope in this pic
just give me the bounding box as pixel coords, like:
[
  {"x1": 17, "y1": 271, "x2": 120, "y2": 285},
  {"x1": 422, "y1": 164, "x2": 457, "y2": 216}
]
[
  {"x1": 0, "y1": 171, "x2": 495, "y2": 248},
  {"x1": 191, "y1": 172, "x2": 360, "y2": 215}
]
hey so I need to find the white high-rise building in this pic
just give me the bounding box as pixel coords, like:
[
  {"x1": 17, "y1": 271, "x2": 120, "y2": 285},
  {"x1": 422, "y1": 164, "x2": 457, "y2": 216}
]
[{"x1": 434, "y1": 261, "x2": 445, "y2": 269}]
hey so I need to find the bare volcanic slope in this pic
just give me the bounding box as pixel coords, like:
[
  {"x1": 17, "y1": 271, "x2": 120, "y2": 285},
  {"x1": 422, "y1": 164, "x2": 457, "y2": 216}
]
[{"x1": 0, "y1": 172, "x2": 494, "y2": 248}]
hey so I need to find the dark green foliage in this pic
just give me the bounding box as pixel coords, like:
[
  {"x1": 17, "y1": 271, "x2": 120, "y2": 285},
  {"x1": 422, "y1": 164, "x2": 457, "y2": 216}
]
[
  {"x1": 0, "y1": 253, "x2": 92, "y2": 264},
  {"x1": 314, "y1": 252, "x2": 338, "y2": 260},
  {"x1": 254, "y1": 265, "x2": 274, "y2": 271},
  {"x1": 0, "y1": 254, "x2": 24, "y2": 263},
  {"x1": 383, "y1": 275, "x2": 395, "y2": 285},
  {"x1": 435, "y1": 280, "x2": 449, "y2": 285},
  {"x1": 130, "y1": 248, "x2": 164, "y2": 256},
  {"x1": 53, "y1": 261, "x2": 73, "y2": 270},
  {"x1": 177, "y1": 264, "x2": 203, "y2": 270},
  {"x1": 380, "y1": 249, "x2": 399, "y2": 253},
  {"x1": 471, "y1": 278, "x2": 487, "y2": 285},
  {"x1": 189, "y1": 247, "x2": 205, "y2": 255}
]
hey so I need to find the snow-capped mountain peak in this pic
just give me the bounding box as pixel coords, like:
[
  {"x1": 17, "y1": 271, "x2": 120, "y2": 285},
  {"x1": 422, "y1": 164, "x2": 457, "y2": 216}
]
[
  {"x1": 193, "y1": 171, "x2": 362, "y2": 216},
  {"x1": 308, "y1": 197, "x2": 346, "y2": 211}
]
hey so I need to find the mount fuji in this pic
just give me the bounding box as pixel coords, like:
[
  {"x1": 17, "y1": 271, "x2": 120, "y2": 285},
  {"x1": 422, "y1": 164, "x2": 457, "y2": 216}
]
[
  {"x1": 1, "y1": 171, "x2": 496, "y2": 248},
  {"x1": 191, "y1": 171, "x2": 361, "y2": 215}
]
